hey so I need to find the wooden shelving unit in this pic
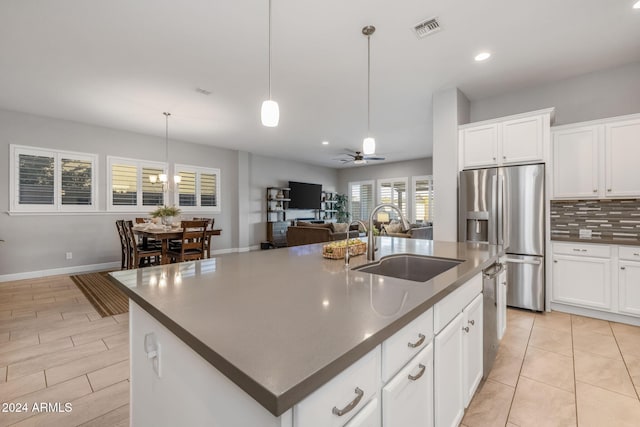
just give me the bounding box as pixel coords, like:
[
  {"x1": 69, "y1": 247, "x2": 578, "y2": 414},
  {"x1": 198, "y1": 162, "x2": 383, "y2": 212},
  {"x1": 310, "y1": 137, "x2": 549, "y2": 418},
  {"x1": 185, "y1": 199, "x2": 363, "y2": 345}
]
[{"x1": 266, "y1": 187, "x2": 290, "y2": 248}]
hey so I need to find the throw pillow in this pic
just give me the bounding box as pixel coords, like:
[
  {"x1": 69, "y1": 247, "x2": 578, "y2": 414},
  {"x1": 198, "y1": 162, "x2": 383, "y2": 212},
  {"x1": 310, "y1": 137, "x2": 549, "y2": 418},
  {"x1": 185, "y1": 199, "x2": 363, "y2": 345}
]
[
  {"x1": 384, "y1": 221, "x2": 403, "y2": 234},
  {"x1": 333, "y1": 223, "x2": 349, "y2": 233}
]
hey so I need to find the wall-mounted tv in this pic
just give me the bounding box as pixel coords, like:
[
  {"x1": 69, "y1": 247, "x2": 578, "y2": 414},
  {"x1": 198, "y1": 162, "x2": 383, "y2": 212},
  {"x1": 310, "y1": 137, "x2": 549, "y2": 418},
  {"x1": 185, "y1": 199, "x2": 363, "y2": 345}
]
[{"x1": 288, "y1": 181, "x2": 322, "y2": 210}]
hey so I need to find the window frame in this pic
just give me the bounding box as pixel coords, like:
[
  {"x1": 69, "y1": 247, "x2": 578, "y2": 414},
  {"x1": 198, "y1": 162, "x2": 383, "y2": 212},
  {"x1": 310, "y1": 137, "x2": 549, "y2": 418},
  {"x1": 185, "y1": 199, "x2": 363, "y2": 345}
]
[
  {"x1": 107, "y1": 155, "x2": 167, "y2": 212},
  {"x1": 10, "y1": 144, "x2": 98, "y2": 213},
  {"x1": 348, "y1": 179, "x2": 375, "y2": 222},
  {"x1": 173, "y1": 164, "x2": 221, "y2": 213},
  {"x1": 411, "y1": 175, "x2": 434, "y2": 224},
  {"x1": 377, "y1": 177, "x2": 409, "y2": 218}
]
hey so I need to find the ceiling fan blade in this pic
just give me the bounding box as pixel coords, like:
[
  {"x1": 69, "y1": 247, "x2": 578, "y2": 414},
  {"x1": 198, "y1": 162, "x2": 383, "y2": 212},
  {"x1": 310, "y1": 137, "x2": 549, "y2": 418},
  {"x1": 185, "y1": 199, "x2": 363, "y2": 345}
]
[
  {"x1": 363, "y1": 156, "x2": 385, "y2": 161},
  {"x1": 343, "y1": 148, "x2": 359, "y2": 155}
]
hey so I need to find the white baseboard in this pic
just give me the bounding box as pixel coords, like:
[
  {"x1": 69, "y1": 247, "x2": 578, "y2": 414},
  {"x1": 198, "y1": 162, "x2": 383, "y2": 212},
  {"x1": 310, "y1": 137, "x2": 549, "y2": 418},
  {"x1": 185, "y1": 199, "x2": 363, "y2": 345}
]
[
  {"x1": 550, "y1": 302, "x2": 640, "y2": 327},
  {"x1": 0, "y1": 261, "x2": 121, "y2": 283}
]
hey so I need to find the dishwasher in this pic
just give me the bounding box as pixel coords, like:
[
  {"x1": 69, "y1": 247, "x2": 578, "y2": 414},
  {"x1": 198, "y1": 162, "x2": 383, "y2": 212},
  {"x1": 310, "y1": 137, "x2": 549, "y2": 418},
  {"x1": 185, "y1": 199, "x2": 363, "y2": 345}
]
[{"x1": 483, "y1": 261, "x2": 503, "y2": 378}]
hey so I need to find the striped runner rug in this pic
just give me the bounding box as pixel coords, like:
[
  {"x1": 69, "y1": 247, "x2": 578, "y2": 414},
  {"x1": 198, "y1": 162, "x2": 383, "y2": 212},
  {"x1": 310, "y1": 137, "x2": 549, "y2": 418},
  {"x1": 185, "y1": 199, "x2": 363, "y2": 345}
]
[{"x1": 70, "y1": 271, "x2": 128, "y2": 317}]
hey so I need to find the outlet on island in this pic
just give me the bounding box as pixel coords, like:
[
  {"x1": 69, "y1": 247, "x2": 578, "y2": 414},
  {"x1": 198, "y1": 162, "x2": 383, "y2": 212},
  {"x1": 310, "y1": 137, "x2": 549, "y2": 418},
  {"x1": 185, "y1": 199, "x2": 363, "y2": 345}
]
[{"x1": 65, "y1": 252, "x2": 73, "y2": 260}]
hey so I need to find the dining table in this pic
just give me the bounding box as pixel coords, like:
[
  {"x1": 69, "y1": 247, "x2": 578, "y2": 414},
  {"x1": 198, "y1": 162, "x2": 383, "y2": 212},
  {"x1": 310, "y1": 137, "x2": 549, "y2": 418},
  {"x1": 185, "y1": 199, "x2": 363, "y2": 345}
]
[{"x1": 133, "y1": 224, "x2": 222, "y2": 264}]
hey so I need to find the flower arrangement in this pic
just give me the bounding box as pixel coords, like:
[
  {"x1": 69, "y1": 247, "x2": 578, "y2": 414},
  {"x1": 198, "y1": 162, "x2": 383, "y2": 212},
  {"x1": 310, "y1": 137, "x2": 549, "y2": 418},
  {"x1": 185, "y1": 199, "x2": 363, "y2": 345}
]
[{"x1": 149, "y1": 205, "x2": 181, "y2": 218}]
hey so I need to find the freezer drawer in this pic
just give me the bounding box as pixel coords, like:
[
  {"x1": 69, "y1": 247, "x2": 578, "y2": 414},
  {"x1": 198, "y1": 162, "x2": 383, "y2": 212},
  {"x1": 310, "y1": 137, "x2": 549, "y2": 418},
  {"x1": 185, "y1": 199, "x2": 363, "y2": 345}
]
[{"x1": 505, "y1": 255, "x2": 544, "y2": 311}]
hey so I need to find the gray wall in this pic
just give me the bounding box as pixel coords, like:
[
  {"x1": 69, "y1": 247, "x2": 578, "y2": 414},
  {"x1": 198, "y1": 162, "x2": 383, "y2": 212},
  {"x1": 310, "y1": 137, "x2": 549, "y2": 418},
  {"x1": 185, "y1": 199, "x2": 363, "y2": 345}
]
[
  {"x1": 469, "y1": 61, "x2": 640, "y2": 125},
  {"x1": 0, "y1": 108, "x2": 239, "y2": 277},
  {"x1": 248, "y1": 154, "x2": 338, "y2": 246},
  {"x1": 336, "y1": 158, "x2": 432, "y2": 195}
]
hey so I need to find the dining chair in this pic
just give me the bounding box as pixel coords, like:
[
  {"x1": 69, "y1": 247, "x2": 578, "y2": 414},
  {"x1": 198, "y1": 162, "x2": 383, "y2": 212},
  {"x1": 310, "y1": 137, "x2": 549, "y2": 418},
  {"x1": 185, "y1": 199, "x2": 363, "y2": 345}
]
[
  {"x1": 192, "y1": 217, "x2": 214, "y2": 258},
  {"x1": 124, "y1": 220, "x2": 163, "y2": 268},
  {"x1": 115, "y1": 220, "x2": 130, "y2": 269},
  {"x1": 166, "y1": 220, "x2": 208, "y2": 263}
]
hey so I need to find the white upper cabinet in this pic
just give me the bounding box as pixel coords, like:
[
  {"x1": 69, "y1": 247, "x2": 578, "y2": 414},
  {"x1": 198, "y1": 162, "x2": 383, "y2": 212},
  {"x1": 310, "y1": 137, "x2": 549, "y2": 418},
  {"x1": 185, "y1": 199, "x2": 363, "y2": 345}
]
[
  {"x1": 459, "y1": 108, "x2": 553, "y2": 170},
  {"x1": 552, "y1": 125, "x2": 601, "y2": 199},
  {"x1": 502, "y1": 115, "x2": 544, "y2": 164},
  {"x1": 552, "y1": 114, "x2": 640, "y2": 199},
  {"x1": 605, "y1": 118, "x2": 640, "y2": 197}
]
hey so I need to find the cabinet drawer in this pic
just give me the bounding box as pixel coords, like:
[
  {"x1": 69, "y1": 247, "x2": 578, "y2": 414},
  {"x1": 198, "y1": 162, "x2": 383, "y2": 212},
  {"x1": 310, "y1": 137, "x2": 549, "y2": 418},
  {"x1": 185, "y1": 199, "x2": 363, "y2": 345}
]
[
  {"x1": 343, "y1": 397, "x2": 380, "y2": 427},
  {"x1": 619, "y1": 246, "x2": 640, "y2": 261},
  {"x1": 553, "y1": 242, "x2": 611, "y2": 258},
  {"x1": 433, "y1": 274, "x2": 482, "y2": 333},
  {"x1": 381, "y1": 308, "x2": 433, "y2": 383},
  {"x1": 294, "y1": 346, "x2": 381, "y2": 427}
]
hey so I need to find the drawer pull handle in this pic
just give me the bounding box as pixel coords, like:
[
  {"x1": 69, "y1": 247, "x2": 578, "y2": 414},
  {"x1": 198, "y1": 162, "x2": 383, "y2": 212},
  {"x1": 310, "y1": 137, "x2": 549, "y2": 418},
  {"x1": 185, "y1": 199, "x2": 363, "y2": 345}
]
[
  {"x1": 634, "y1": 253, "x2": 639, "y2": 256},
  {"x1": 468, "y1": 319, "x2": 475, "y2": 326},
  {"x1": 593, "y1": 189, "x2": 597, "y2": 193},
  {"x1": 462, "y1": 326, "x2": 470, "y2": 333},
  {"x1": 332, "y1": 387, "x2": 364, "y2": 416},
  {"x1": 408, "y1": 364, "x2": 427, "y2": 381},
  {"x1": 407, "y1": 333, "x2": 426, "y2": 348},
  {"x1": 621, "y1": 267, "x2": 626, "y2": 270}
]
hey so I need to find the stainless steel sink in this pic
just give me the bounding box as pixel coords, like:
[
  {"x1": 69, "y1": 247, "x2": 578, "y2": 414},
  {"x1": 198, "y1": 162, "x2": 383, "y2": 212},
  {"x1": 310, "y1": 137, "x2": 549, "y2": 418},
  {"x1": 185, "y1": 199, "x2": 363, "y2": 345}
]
[{"x1": 353, "y1": 254, "x2": 463, "y2": 282}]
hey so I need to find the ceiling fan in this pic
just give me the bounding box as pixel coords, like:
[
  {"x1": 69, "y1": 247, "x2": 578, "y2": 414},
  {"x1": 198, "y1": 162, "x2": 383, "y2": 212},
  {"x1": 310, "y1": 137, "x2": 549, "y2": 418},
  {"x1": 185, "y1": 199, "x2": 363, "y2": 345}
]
[{"x1": 336, "y1": 150, "x2": 385, "y2": 165}]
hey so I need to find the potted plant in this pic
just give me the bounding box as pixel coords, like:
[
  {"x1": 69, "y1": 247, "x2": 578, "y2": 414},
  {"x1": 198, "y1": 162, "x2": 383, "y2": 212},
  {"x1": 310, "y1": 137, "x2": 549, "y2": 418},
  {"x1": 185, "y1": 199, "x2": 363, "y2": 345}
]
[
  {"x1": 150, "y1": 205, "x2": 182, "y2": 226},
  {"x1": 334, "y1": 194, "x2": 350, "y2": 223}
]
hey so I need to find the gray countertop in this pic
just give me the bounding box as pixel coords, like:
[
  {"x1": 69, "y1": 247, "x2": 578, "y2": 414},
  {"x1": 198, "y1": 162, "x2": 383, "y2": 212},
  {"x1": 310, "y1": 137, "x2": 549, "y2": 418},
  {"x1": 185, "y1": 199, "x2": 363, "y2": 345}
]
[
  {"x1": 109, "y1": 237, "x2": 502, "y2": 416},
  {"x1": 551, "y1": 235, "x2": 640, "y2": 246}
]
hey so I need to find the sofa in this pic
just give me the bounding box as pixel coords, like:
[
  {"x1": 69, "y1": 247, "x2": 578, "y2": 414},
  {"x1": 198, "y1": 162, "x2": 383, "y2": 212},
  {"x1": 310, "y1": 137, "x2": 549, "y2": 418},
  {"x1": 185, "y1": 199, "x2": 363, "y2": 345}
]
[
  {"x1": 286, "y1": 222, "x2": 359, "y2": 247},
  {"x1": 379, "y1": 221, "x2": 433, "y2": 240}
]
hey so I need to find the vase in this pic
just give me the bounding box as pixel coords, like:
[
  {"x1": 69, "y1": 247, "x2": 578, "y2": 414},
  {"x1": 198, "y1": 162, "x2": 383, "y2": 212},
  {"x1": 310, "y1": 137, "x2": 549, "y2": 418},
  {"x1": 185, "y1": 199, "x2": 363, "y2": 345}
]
[{"x1": 161, "y1": 216, "x2": 174, "y2": 226}]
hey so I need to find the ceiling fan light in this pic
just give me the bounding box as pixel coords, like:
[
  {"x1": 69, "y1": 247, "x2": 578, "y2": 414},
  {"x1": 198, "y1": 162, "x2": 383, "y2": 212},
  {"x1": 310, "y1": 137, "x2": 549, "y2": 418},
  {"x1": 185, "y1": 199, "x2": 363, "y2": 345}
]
[
  {"x1": 354, "y1": 159, "x2": 367, "y2": 165},
  {"x1": 261, "y1": 100, "x2": 280, "y2": 127},
  {"x1": 363, "y1": 137, "x2": 376, "y2": 155}
]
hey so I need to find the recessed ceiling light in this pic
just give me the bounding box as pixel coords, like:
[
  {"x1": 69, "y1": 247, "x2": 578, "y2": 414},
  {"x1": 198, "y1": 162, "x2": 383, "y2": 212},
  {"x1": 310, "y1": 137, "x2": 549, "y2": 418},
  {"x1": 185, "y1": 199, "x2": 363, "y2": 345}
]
[
  {"x1": 634, "y1": 1, "x2": 640, "y2": 9},
  {"x1": 322, "y1": 141, "x2": 329, "y2": 145},
  {"x1": 474, "y1": 52, "x2": 491, "y2": 62}
]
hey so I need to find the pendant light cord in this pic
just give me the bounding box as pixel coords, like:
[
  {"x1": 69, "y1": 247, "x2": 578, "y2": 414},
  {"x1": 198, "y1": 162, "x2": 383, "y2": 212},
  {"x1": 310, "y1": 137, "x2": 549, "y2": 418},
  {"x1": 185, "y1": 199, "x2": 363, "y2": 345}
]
[
  {"x1": 367, "y1": 33, "x2": 371, "y2": 136},
  {"x1": 268, "y1": 0, "x2": 272, "y2": 100},
  {"x1": 164, "y1": 112, "x2": 170, "y2": 165}
]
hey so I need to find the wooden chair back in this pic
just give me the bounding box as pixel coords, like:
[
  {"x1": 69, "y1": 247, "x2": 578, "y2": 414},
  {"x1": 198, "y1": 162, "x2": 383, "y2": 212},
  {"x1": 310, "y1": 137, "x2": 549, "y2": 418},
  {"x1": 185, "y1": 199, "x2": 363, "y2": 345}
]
[
  {"x1": 123, "y1": 220, "x2": 162, "y2": 268},
  {"x1": 192, "y1": 217, "x2": 214, "y2": 228},
  {"x1": 171, "y1": 220, "x2": 208, "y2": 262},
  {"x1": 115, "y1": 220, "x2": 129, "y2": 269}
]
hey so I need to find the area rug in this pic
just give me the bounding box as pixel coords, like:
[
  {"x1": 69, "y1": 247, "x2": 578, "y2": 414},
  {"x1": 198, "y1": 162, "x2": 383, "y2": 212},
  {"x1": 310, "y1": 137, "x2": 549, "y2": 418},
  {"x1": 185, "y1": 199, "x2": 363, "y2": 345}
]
[{"x1": 70, "y1": 271, "x2": 128, "y2": 317}]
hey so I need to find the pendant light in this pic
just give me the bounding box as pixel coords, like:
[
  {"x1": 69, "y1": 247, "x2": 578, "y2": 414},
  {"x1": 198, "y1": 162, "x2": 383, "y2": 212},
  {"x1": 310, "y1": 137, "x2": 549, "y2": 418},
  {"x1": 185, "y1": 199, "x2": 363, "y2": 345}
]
[
  {"x1": 261, "y1": 0, "x2": 279, "y2": 127},
  {"x1": 150, "y1": 112, "x2": 181, "y2": 190},
  {"x1": 362, "y1": 25, "x2": 376, "y2": 155}
]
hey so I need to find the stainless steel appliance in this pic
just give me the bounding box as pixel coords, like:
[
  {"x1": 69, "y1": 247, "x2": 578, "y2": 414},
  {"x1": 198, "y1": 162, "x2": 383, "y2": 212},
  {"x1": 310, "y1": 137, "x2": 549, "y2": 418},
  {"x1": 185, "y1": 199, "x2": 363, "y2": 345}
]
[
  {"x1": 482, "y1": 262, "x2": 503, "y2": 377},
  {"x1": 459, "y1": 164, "x2": 545, "y2": 311}
]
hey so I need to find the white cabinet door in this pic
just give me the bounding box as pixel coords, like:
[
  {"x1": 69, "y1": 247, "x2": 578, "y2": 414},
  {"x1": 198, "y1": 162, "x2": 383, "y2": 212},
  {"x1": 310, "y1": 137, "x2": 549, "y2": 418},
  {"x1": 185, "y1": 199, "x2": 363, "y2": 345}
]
[
  {"x1": 462, "y1": 294, "x2": 483, "y2": 408},
  {"x1": 605, "y1": 119, "x2": 640, "y2": 197},
  {"x1": 434, "y1": 313, "x2": 464, "y2": 427},
  {"x1": 552, "y1": 254, "x2": 612, "y2": 311},
  {"x1": 382, "y1": 343, "x2": 434, "y2": 427},
  {"x1": 497, "y1": 264, "x2": 508, "y2": 340},
  {"x1": 618, "y1": 261, "x2": 640, "y2": 317},
  {"x1": 344, "y1": 397, "x2": 381, "y2": 427},
  {"x1": 552, "y1": 126, "x2": 601, "y2": 198},
  {"x1": 461, "y1": 124, "x2": 499, "y2": 169},
  {"x1": 502, "y1": 115, "x2": 543, "y2": 164}
]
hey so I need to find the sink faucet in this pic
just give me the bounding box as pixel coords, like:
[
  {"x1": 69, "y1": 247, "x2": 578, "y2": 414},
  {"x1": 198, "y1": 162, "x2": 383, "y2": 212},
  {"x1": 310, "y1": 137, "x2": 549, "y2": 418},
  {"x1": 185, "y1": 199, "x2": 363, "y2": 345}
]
[
  {"x1": 344, "y1": 220, "x2": 368, "y2": 268},
  {"x1": 367, "y1": 203, "x2": 411, "y2": 261}
]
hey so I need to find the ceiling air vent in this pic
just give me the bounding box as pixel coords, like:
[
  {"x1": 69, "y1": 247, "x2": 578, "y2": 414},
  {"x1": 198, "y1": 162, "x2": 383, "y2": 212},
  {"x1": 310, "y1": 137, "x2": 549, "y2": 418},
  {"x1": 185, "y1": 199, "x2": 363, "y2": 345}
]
[{"x1": 413, "y1": 17, "x2": 441, "y2": 39}]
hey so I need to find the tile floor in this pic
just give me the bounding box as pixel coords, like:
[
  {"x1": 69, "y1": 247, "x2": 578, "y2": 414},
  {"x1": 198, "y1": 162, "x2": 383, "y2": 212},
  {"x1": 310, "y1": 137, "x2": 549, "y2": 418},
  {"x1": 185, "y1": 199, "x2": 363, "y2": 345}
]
[
  {"x1": 462, "y1": 309, "x2": 640, "y2": 427},
  {"x1": 2, "y1": 274, "x2": 640, "y2": 426}
]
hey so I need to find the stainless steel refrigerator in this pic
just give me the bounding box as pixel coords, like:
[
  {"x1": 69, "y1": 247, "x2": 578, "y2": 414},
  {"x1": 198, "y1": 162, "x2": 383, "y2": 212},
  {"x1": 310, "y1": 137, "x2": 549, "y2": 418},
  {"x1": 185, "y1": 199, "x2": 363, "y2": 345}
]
[{"x1": 459, "y1": 164, "x2": 545, "y2": 311}]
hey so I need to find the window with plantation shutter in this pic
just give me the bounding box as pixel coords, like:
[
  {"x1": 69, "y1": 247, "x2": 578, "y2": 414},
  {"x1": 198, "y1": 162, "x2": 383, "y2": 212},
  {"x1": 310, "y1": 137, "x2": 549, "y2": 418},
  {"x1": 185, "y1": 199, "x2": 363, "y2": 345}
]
[
  {"x1": 174, "y1": 165, "x2": 220, "y2": 212},
  {"x1": 107, "y1": 156, "x2": 166, "y2": 211},
  {"x1": 10, "y1": 145, "x2": 97, "y2": 213},
  {"x1": 348, "y1": 180, "x2": 374, "y2": 222},
  {"x1": 412, "y1": 175, "x2": 434, "y2": 224},
  {"x1": 377, "y1": 178, "x2": 408, "y2": 218}
]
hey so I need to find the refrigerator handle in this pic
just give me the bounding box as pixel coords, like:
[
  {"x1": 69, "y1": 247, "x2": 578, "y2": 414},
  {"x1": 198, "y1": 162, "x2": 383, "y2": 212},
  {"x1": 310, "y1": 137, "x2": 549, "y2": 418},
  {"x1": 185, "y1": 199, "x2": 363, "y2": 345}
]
[
  {"x1": 497, "y1": 174, "x2": 503, "y2": 245},
  {"x1": 491, "y1": 174, "x2": 498, "y2": 245},
  {"x1": 499, "y1": 174, "x2": 508, "y2": 248}
]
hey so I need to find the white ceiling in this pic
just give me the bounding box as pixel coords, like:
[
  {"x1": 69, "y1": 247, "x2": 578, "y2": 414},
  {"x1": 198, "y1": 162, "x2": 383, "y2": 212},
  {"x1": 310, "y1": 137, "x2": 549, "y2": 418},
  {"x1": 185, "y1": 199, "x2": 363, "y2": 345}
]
[{"x1": 1, "y1": 1, "x2": 639, "y2": 168}]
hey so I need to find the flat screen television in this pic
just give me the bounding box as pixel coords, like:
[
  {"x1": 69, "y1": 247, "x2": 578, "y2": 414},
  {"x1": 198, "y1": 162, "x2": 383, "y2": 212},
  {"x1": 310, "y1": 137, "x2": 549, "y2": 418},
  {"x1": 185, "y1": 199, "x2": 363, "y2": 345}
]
[{"x1": 288, "y1": 181, "x2": 322, "y2": 210}]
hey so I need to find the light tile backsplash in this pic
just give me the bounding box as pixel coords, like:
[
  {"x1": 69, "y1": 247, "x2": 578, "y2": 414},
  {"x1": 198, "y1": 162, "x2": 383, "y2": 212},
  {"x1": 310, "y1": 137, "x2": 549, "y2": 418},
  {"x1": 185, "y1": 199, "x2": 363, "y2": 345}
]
[{"x1": 550, "y1": 199, "x2": 640, "y2": 241}]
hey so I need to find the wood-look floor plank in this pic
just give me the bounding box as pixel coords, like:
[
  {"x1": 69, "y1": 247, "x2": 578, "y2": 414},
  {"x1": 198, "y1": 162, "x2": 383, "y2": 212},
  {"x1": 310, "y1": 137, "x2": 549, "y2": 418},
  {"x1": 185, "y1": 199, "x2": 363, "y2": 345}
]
[
  {"x1": 102, "y1": 332, "x2": 128, "y2": 350},
  {"x1": 78, "y1": 404, "x2": 129, "y2": 427},
  {"x1": 0, "y1": 370, "x2": 46, "y2": 401},
  {"x1": 112, "y1": 313, "x2": 128, "y2": 324},
  {"x1": 8, "y1": 340, "x2": 108, "y2": 381},
  {"x1": 0, "y1": 366, "x2": 6, "y2": 384},
  {"x1": 0, "y1": 331, "x2": 10, "y2": 343},
  {"x1": 0, "y1": 337, "x2": 72, "y2": 367},
  {"x1": 46, "y1": 344, "x2": 129, "y2": 387},
  {"x1": 87, "y1": 360, "x2": 129, "y2": 392},
  {"x1": 0, "y1": 375, "x2": 93, "y2": 427},
  {"x1": 71, "y1": 320, "x2": 128, "y2": 347},
  {"x1": 39, "y1": 316, "x2": 117, "y2": 344},
  {"x1": 11, "y1": 379, "x2": 129, "y2": 427},
  {"x1": 0, "y1": 311, "x2": 89, "y2": 335}
]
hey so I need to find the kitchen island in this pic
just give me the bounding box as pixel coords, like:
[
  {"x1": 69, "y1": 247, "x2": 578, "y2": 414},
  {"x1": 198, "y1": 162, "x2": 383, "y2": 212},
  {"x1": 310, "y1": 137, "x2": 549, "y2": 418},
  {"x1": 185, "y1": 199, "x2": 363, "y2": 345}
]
[{"x1": 110, "y1": 237, "x2": 502, "y2": 426}]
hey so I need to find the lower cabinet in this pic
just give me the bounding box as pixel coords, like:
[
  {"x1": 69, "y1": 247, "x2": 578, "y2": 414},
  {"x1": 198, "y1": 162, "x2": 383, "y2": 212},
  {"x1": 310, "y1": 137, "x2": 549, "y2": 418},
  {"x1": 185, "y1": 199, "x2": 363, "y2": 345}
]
[
  {"x1": 434, "y1": 313, "x2": 464, "y2": 427},
  {"x1": 382, "y1": 343, "x2": 434, "y2": 427},
  {"x1": 551, "y1": 254, "x2": 612, "y2": 310},
  {"x1": 618, "y1": 260, "x2": 640, "y2": 317},
  {"x1": 462, "y1": 294, "x2": 483, "y2": 408},
  {"x1": 344, "y1": 397, "x2": 381, "y2": 427}
]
